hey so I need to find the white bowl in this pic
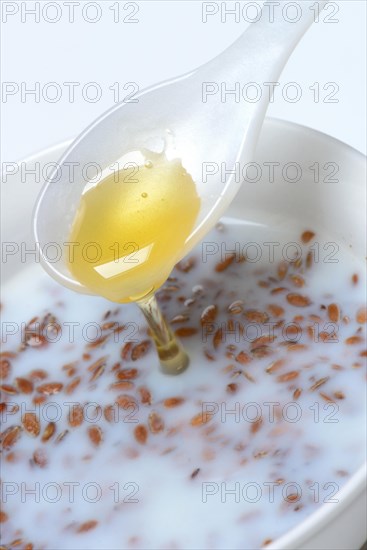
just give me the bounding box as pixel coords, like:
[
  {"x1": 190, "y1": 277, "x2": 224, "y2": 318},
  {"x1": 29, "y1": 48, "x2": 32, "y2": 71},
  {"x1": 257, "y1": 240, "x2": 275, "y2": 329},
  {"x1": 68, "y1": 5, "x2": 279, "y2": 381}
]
[{"x1": 1, "y1": 118, "x2": 366, "y2": 550}]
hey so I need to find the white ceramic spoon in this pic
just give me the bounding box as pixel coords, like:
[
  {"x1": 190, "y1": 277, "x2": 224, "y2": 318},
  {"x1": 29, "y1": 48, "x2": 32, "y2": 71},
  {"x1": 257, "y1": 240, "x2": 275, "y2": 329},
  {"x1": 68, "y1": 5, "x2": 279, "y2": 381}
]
[{"x1": 33, "y1": 0, "x2": 329, "y2": 373}]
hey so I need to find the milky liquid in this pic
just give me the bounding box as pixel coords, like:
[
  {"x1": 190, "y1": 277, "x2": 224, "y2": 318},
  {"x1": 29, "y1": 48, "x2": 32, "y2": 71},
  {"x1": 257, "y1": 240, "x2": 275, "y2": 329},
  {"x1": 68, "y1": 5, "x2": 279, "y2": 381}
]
[{"x1": 1, "y1": 218, "x2": 366, "y2": 550}]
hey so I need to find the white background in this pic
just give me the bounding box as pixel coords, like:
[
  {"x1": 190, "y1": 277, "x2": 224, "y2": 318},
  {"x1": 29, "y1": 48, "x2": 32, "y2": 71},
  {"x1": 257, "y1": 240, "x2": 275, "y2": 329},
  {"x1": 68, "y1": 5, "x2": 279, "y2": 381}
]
[{"x1": 0, "y1": 0, "x2": 366, "y2": 162}]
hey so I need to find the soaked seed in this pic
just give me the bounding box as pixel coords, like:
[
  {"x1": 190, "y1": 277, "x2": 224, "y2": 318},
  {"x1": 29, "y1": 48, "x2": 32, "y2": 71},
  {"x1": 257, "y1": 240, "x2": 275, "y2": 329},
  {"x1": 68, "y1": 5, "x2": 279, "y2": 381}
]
[
  {"x1": 244, "y1": 310, "x2": 269, "y2": 323},
  {"x1": 0, "y1": 359, "x2": 11, "y2": 380},
  {"x1": 109, "y1": 381, "x2": 135, "y2": 391},
  {"x1": 131, "y1": 340, "x2": 151, "y2": 360},
  {"x1": 301, "y1": 230, "x2": 315, "y2": 244},
  {"x1": 277, "y1": 371, "x2": 299, "y2": 382},
  {"x1": 174, "y1": 327, "x2": 198, "y2": 338},
  {"x1": 290, "y1": 274, "x2": 305, "y2": 288},
  {"x1": 138, "y1": 386, "x2": 152, "y2": 405},
  {"x1": 148, "y1": 412, "x2": 164, "y2": 434},
  {"x1": 134, "y1": 424, "x2": 148, "y2": 444},
  {"x1": 236, "y1": 351, "x2": 251, "y2": 365},
  {"x1": 213, "y1": 328, "x2": 223, "y2": 350},
  {"x1": 328, "y1": 303, "x2": 340, "y2": 322},
  {"x1": 1, "y1": 425, "x2": 22, "y2": 450},
  {"x1": 65, "y1": 377, "x2": 81, "y2": 394},
  {"x1": 88, "y1": 425, "x2": 103, "y2": 447},
  {"x1": 68, "y1": 405, "x2": 84, "y2": 427},
  {"x1": 310, "y1": 377, "x2": 329, "y2": 391},
  {"x1": 121, "y1": 342, "x2": 133, "y2": 360},
  {"x1": 228, "y1": 300, "x2": 244, "y2": 315},
  {"x1": 267, "y1": 304, "x2": 284, "y2": 318},
  {"x1": 33, "y1": 448, "x2": 48, "y2": 468},
  {"x1": 200, "y1": 305, "x2": 218, "y2": 325},
  {"x1": 191, "y1": 412, "x2": 212, "y2": 427},
  {"x1": 77, "y1": 520, "x2": 98, "y2": 533},
  {"x1": 116, "y1": 394, "x2": 138, "y2": 409},
  {"x1": 22, "y1": 413, "x2": 40, "y2": 437},
  {"x1": 356, "y1": 307, "x2": 367, "y2": 324},
  {"x1": 41, "y1": 422, "x2": 56, "y2": 442},
  {"x1": 164, "y1": 397, "x2": 185, "y2": 408},
  {"x1": 266, "y1": 359, "x2": 285, "y2": 374},
  {"x1": 345, "y1": 335, "x2": 362, "y2": 345},
  {"x1": 37, "y1": 382, "x2": 63, "y2": 395},
  {"x1": 176, "y1": 257, "x2": 196, "y2": 273},
  {"x1": 116, "y1": 368, "x2": 139, "y2": 380},
  {"x1": 171, "y1": 314, "x2": 189, "y2": 324},
  {"x1": 286, "y1": 293, "x2": 311, "y2": 307},
  {"x1": 277, "y1": 261, "x2": 288, "y2": 280},
  {"x1": 215, "y1": 253, "x2": 236, "y2": 272},
  {"x1": 0, "y1": 384, "x2": 18, "y2": 395}
]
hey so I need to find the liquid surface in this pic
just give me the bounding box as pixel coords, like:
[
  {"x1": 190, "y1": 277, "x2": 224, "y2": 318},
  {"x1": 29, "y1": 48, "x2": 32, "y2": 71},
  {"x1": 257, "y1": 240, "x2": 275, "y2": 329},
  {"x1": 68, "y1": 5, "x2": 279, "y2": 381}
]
[
  {"x1": 1, "y1": 219, "x2": 366, "y2": 550},
  {"x1": 67, "y1": 155, "x2": 200, "y2": 303}
]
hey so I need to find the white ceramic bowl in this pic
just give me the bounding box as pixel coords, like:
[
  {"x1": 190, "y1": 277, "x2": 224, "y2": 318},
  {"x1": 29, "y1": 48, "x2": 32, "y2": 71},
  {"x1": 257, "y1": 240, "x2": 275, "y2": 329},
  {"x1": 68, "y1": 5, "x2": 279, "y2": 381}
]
[{"x1": 1, "y1": 118, "x2": 366, "y2": 549}]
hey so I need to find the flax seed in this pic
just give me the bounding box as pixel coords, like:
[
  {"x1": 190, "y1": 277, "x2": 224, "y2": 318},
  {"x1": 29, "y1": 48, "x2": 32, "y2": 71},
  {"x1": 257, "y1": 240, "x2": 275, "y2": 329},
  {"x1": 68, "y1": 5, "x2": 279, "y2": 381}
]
[
  {"x1": 0, "y1": 359, "x2": 11, "y2": 380},
  {"x1": 286, "y1": 293, "x2": 311, "y2": 307},
  {"x1": 228, "y1": 300, "x2": 244, "y2": 315},
  {"x1": 88, "y1": 425, "x2": 103, "y2": 447},
  {"x1": 41, "y1": 422, "x2": 56, "y2": 442},
  {"x1": 251, "y1": 418, "x2": 262, "y2": 434},
  {"x1": 148, "y1": 412, "x2": 164, "y2": 434},
  {"x1": 356, "y1": 307, "x2": 367, "y2": 324},
  {"x1": 301, "y1": 230, "x2": 315, "y2": 244},
  {"x1": 215, "y1": 253, "x2": 236, "y2": 272},
  {"x1": 236, "y1": 351, "x2": 251, "y2": 365},
  {"x1": 36, "y1": 382, "x2": 63, "y2": 395},
  {"x1": 77, "y1": 520, "x2": 98, "y2": 533},
  {"x1": 174, "y1": 327, "x2": 198, "y2": 338},
  {"x1": 138, "y1": 386, "x2": 152, "y2": 405},
  {"x1": 244, "y1": 310, "x2": 269, "y2": 323},
  {"x1": 1, "y1": 425, "x2": 22, "y2": 450},
  {"x1": 310, "y1": 377, "x2": 329, "y2": 391},
  {"x1": 267, "y1": 304, "x2": 285, "y2": 317},
  {"x1": 0, "y1": 384, "x2": 18, "y2": 395},
  {"x1": 171, "y1": 314, "x2": 189, "y2": 324},
  {"x1": 176, "y1": 257, "x2": 196, "y2": 273},
  {"x1": 334, "y1": 391, "x2": 345, "y2": 400},
  {"x1": 68, "y1": 405, "x2": 84, "y2": 427},
  {"x1": 191, "y1": 411, "x2": 213, "y2": 427},
  {"x1": 290, "y1": 274, "x2": 305, "y2": 288},
  {"x1": 213, "y1": 328, "x2": 223, "y2": 350},
  {"x1": 131, "y1": 340, "x2": 151, "y2": 360},
  {"x1": 345, "y1": 335, "x2": 363, "y2": 345},
  {"x1": 266, "y1": 359, "x2": 286, "y2": 374},
  {"x1": 116, "y1": 394, "x2": 138, "y2": 409},
  {"x1": 164, "y1": 397, "x2": 185, "y2": 408},
  {"x1": 65, "y1": 377, "x2": 81, "y2": 395},
  {"x1": 134, "y1": 424, "x2": 148, "y2": 444},
  {"x1": 109, "y1": 381, "x2": 135, "y2": 391},
  {"x1": 200, "y1": 305, "x2": 218, "y2": 325},
  {"x1": 277, "y1": 261, "x2": 288, "y2": 280},
  {"x1": 33, "y1": 448, "x2": 48, "y2": 468},
  {"x1": 22, "y1": 413, "x2": 40, "y2": 437},
  {"x1": 277, "y1": 371, "x2": 299, "y2": 382},
  {"x1": 328, "y1": 303, "x2": 340, "y2": 322},
  {"x1": 116, "y1": 368, "x2": 139, "y2": 380}
]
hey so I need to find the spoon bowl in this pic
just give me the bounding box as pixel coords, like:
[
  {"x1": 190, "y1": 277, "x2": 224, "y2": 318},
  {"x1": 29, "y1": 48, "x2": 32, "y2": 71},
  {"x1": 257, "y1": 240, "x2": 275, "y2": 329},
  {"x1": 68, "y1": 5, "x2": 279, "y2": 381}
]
[
  {"x1": 33, "y1": 0, "x2": 328, "y2": 373},
  {"x1": 34, "y1": 0, "x2": 328, "y2": 293}
]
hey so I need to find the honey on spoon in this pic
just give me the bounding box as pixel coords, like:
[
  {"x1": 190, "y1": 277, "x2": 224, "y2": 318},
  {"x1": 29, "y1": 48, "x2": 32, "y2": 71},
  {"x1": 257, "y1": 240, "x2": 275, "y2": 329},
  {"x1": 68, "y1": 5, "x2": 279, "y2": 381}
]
[{"x1": 33, "y1": 0, "x2": 328, "y2": 374}]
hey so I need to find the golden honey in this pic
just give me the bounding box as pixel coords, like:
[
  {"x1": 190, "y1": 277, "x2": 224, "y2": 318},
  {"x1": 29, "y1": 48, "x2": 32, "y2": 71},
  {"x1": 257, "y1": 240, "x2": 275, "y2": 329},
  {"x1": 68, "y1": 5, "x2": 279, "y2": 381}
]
[{"x1": 67, "y1": 154, "x2": 200, "y2": 303}]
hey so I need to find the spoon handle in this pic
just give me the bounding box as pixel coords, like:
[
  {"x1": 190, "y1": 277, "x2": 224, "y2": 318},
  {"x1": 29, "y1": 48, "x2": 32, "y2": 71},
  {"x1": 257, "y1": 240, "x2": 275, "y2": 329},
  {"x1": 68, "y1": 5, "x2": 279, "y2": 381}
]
[{"x1": 208, "y1": 0, "x2": 330, "y2": 83}]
